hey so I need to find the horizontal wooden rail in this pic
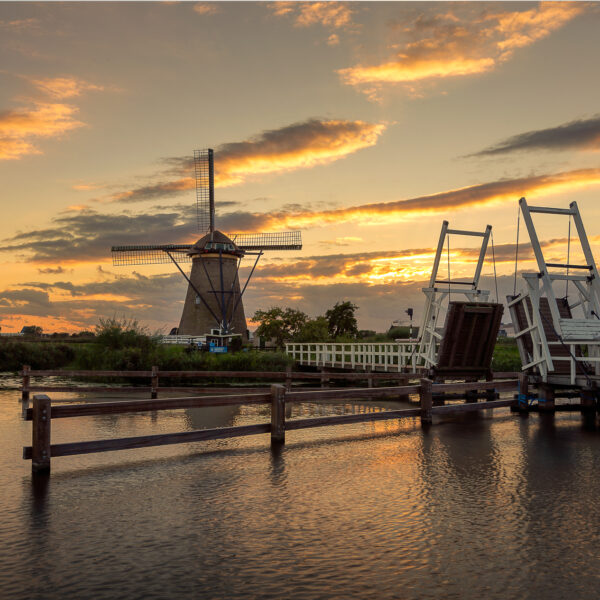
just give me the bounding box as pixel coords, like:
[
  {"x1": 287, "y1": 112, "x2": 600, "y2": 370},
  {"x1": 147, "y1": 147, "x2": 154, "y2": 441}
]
[
  {"x1": 430, "y1": 399, "x2": 515, "y2": 414},
  {"x1": 286, "y1": 385, "x2": 420, "y2": 402},
  {"x1": 24, "y1": 378, "x2": 522, "y2": 472},
  {"x1": 22, "y1": 368, "x2": 422, "y2": 380},
  {"x1": 24, "y1": 386, "x2": 153, "y2": 394},
  {"x1": 24, "y1": 393, "x2": 271, "y2": 420},
  {"x1": 24, "y1": 369, "x2": 153, "y2": 377},
  {"x1": 432, "y1": 380, "x2": 518, "y2": 393},
  {"x1": 286, "y1": 408, "x2": 422, "y2": 430},
  {"x1": 24, "y1": 423, "x2": 271, "y2": 459}
]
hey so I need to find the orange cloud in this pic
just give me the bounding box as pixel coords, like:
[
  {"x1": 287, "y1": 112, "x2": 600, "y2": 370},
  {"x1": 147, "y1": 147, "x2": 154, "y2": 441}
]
[
  {"x1": 193, "y1": 3, "x2": 218, "y2": 16},
  {"x1": 107, "y1": 118, "x2": 387, "y2": 202},
  {"x1": 0, "y1": 102, "x2": 84, "y2": 160},
  {"x1": 340, "y1": 2, "x2": 585, "y2": 98},
  {"x1": 243, "y1": 166, "x2": 600, "y2": 231},
  {"x1": 215, "y1": 119, "x2": 386, "y2": 186},
  {"x1": 29, "y1": 76, "x2": 104, "y2": 99},
  {"x1": 271, "y1": 1, "x2": 355, "y2": 29}
]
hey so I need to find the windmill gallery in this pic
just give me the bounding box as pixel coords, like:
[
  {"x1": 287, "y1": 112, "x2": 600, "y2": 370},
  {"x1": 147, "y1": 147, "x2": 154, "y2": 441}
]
[{"x1": 111, "y1": 149, "x2": 302, "y2": 345}]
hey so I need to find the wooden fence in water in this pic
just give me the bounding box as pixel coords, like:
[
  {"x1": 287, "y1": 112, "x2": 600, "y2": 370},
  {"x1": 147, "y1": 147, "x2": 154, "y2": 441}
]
[{"x1": 23, "y1": 377, "x2": 520, "y2": 473}]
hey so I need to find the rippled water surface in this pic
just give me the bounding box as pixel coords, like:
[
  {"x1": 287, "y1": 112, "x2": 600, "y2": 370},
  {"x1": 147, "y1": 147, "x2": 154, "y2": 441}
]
[{"x1": 2, "y1": 376, "x2": 600, "y2": 599}]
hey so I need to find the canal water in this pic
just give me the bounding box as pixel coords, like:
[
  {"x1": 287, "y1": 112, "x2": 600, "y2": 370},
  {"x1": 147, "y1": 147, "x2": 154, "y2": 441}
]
[{"x1": 1, "y1": 375, "x2": 600, "y2": 599}]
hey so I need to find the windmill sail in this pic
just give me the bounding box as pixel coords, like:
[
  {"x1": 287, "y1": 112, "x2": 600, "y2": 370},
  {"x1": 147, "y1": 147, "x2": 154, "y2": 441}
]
[
  {"x1": 112, "y1": 231, "x2": 302, "y2": 265},
  {"x1": 194, "y1": 148, "x2": 214, "y2": 234}
]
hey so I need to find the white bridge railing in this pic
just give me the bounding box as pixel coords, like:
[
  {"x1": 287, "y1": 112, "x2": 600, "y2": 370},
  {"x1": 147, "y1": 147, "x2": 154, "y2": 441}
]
[
  {"x1": 159, "y1": 335, "x2": 207, "y2": 345},
  {"x1": 285, "y1": 342, "x2": 420, "y2": 371}
]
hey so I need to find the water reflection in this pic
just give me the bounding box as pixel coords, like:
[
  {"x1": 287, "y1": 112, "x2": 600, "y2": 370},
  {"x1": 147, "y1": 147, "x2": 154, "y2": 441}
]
[{"x1": 4, "y1": 387, "x2": 600, "y2": 600}]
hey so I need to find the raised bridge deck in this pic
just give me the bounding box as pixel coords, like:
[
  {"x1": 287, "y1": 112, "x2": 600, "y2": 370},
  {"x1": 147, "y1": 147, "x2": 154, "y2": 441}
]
[{"x1": 285, "y1": 342, "x2": 419, "y2": 372}]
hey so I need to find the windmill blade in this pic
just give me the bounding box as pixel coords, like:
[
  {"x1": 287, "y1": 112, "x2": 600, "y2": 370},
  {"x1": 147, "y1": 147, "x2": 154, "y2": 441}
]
[
  {"x1": 194, "y1": 148, "x2": 215, "y2": 234},
  {"x1": 229, "y1": 231, "x2": 302, "y2": 251},
  {"x1": 111, "y1": 244, "x2": 192, "y2": 266}
]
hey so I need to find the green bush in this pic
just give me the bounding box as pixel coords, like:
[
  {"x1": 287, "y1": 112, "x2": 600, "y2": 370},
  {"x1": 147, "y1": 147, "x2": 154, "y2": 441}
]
[
  {"x1": 492, "y1": 338, "x2": 521, "y2": 371},
  {"x1": 0, "y1": 342, "x2": 75, "y2": 371}
]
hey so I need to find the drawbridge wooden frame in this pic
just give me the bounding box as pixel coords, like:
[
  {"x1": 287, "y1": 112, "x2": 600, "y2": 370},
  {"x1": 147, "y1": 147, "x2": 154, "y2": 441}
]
[
  {"x1": 416, "y1": 220, "x2": 493, "y2": 370},
  {"x1": 508, "y1": 198, "x2": 600, "y2": 386}
]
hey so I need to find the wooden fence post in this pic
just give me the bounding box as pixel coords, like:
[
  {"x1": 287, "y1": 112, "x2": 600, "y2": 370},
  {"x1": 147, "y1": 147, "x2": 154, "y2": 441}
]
[
  {"x1": 22, "y1": 364, "x2": 30, "y2": 402},
  {"x1": 32, "y1": 394, "x2": 51, "y2": 473},
  {"x1": 285, "y1": 365, "x2": 292, "y2": 392},
  {"x1": 514, "y1": 373, "x2": 529, "y2": 413},
  {"x1": 151, "y1": 365, "x2": 158, "y2": 399},
  {"x1": 271, "y1": 384, "x2": 286, "y2": 445},
  {"x1": 366, "y1": 365, "x2": 374, "y2": 388},
  {"x1": 320, "y1": 369, "x2": 329, "y2": 388},
  {"x1": 420, "y1": 378, "x2": 433, "y2": 426}
]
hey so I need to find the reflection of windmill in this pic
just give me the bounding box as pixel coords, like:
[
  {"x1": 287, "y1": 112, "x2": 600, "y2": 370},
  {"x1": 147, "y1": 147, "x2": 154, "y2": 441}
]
[{"x1": 111, "y1": 149, "x2": 302, "y2": 340}]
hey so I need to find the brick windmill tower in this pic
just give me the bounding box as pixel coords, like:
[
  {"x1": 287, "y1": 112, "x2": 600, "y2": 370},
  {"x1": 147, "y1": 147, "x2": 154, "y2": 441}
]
[{"x1": 111, "y1": 149, "x2": 302, "y2": 342}]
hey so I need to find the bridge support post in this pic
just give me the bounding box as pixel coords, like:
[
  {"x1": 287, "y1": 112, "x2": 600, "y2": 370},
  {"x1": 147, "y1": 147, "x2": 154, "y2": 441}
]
[
  {"x1": 366, "y1": 366, "x2": 374, "y2": 388},
  {"x1": 271, "y1": 384, "x2": 286, "y2": 445},
  {"x1": 513, "y1": 373, "x2": 529, "y2": 413},
  {"x1": 31, "y1": 394, "x2": 51, "y2": 473},
  {"x1": 538, "y1": 384, "x2": 555, "y2": 413},
  {"x1": 581, "y1": 388, "x2": 596, "y2": 413},
  {"x1": 420, "y1": 378, "x2": 433, "y2": 426},
  {"x1": 22, "y1": 364, "x2": 30, "y2": 402},
  {"x1": 151, "y1": 365, "x2": 159, "y2": 399}
]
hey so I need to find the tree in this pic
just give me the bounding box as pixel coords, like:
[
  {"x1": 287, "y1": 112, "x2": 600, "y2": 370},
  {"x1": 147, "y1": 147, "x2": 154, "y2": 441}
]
[
  {"x1": 252, "y1": 307, "x2": 308, "y2": 348},
  {"x1": 21, "y1": 325, "x2": 43, "y2": 335},
  {"x1": 325, "y1": 301, "x2": 358, "y2": 339},
  {"x1": 94, "y1": 316, "x2": 156, "y2": 351},
  {"x1": 294, "y1": 316, "x2": 330, "y2": 343}
]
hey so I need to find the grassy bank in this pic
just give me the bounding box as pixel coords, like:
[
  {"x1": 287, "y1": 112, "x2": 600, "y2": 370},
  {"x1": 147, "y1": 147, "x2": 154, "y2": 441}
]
[{"x1": 1, "y1": 337, "x2": 522, "y2": 374}]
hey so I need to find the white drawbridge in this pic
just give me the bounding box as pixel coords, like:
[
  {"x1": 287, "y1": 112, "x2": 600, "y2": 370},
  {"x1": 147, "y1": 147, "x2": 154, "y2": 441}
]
[
  {"x1": 416, "y1": 220, "x2": 493, "y2": 370},
  {"x1": 508, "y1": 198, "x2": 600, "y2": 386}
]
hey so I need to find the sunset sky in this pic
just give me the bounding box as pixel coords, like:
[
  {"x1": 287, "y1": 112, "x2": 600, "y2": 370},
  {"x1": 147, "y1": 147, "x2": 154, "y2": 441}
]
[{"x1": 2, "y1": 1, "x2": 600, "y2": 333}]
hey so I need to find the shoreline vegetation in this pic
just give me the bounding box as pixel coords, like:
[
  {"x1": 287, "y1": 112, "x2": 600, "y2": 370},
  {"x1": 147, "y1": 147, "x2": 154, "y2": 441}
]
[{"x1": 0, "y1": 336, "x2": 521, "y2": 376}]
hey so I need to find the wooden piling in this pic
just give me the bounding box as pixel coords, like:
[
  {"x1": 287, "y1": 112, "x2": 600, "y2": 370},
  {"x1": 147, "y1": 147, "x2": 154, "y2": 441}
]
[
  {"x1": 31, "y1": 394, "x2": 51, "y2": 473},
  {"x1": 420, "y1": 378, "x2": 433, "y2": 426},
  {"x1": 22, "y1": 364, "x2": 30, "y2": 402},
  {"x1": 538, "y1": 383, "x2": 555, "y2": 412},
  {"x1": 514, "y1": 373, "x2": 529, "y2": 413},
  {"x1": 581, "y1": 388, "x2": 596, "y2": 413},
  {"x1": 271, "y1": 384, "x2": 286, "y2": 445},
  {"x1": 285, "y1": 365, "x2": 292, "y2": 392},
  {"x1": 151, "y1": 365, "x2": 158, "y2": 399},
  {"x1": 366, "y1": 365, "x2": 374, "y2": 388}
]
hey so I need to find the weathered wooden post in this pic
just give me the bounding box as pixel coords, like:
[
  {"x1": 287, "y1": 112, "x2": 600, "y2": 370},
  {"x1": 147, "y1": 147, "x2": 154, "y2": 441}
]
[
  {"x1": 581, "y1": 388, "x2": 596, "y2": 413},
  {"x1": 513, "y1": 373, "x2": 529, "y2": 413},
  {"x1": 285, "y1": 365, "x2": 292, "y2": 392},
  {"x1": 31, "y1": 394, "x2": 51, "y2": 473},
  {"x1": 22, "y1": 364, "x2": 30, "y2": 402},
  {"x1": 271, "y1": 384, "x2": 286, "y2": 445},
  {"x1": 151, "y1": 365, "x2": 158, "y2": 399},
  {"x1": 366, "y1": 365, "x2": 374, "y2": 388},
  {"x1": 320, "y1": 369, "x2": 329, "y2": 388},
  {"x1": 538, "y1": 383, "x2": 555, "y2": 413},
  {"x1": 420, "y1": 378, "x2": 433, "y2": 426}
]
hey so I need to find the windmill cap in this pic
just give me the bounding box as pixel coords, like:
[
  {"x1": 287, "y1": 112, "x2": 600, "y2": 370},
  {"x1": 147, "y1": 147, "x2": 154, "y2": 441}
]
[{"x1": 188, "y1": 230, "x2": 243, "y2": 257}]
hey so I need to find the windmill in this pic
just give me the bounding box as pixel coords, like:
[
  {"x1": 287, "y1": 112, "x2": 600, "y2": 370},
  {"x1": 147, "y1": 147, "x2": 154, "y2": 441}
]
[{"x1": 111, "y1": 149, "x2": 302, "y2": 341}]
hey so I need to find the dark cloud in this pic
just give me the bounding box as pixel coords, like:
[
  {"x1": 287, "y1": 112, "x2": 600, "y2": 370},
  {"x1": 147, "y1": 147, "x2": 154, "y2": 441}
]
[
  {"x1": 2, "y1": 208, "x2": 198, "y2": 262},
  {"x1": 37, "y1": 266, "x2": 69, "y2": 274},
  {"x1": 106, "y1": 118, "x2": 386, "y2": 203},
  {"x1": 473, "y1": 115, "x2": 600, "y2": 156}
]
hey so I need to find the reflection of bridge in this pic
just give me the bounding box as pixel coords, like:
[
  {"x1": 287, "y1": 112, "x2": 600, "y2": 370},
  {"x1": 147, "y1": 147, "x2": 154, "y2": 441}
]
[{"x1": 285, "y1": 342, "x2": 420, "y2": 372}]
